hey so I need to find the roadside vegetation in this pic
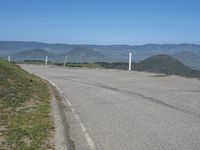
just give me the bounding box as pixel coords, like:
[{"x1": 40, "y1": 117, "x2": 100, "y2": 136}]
[
  {"x1": 17, "y1": 54, "x2": 200, "y2": 78},
  {"x1": 55, "y1": 62, "x2": 103, "y2": 68},
  {"x1": 0, "y1": 59, "x2": 54, "y2": 150}
]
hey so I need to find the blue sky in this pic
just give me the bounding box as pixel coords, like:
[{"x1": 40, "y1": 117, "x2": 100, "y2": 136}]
[{"x1": 0, "y1": 0, "x2": 200, "y2": 45}]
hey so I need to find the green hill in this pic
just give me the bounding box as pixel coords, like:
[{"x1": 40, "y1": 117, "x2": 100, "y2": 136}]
[
  {"x1": 137, "y1": 54, "x2": 200, "y2": 77},
  {"x1": 138, "y1": 55, "x2": 191, "y2": 75},
  {"x1": 0, "y1": 60, "x2": 53, "y2": 149}
]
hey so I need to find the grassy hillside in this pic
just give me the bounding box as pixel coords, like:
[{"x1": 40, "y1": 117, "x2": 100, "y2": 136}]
[{"x1": 0, "y1": 60, "x2": 54, "y2": 149}]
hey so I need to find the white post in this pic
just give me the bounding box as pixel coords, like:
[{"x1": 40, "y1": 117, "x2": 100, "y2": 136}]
[
  {"x1": 64, "y1": 56, "x2": 68, "y2": 66},
  {"x1": 129, "y1": 52, "x2": 132, "y2": 71},
  {"x1": 8, "y1": 56, "x2": 11, "y2": 62},
  {"x1": 45, "y1": 56, "x2": 48, "y2": 66}
]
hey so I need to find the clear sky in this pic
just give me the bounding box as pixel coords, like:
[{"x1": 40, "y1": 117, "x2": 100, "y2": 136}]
[{"x1": 0, "y1": 0, "x2": 200, "y2": 45}]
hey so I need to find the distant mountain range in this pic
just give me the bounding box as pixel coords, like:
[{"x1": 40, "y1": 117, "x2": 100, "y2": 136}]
[
  {"x1": 11, "y1": 49, "x2": 60, "y2": 62},
  {"x1": 64, "y1": 47, "x2": 107, "y2": 62},
  {"x1": 0, "y1": 41, "x2": 200, "y2": 68},
  {"x1": 173, "y1": 51, "x2": 200, "y2": 70},
  {"x1": 9, "y1": 47, "x2": 108, "y2": 63}
]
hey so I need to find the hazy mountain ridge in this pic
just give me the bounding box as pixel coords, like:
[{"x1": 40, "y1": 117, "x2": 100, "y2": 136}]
[
  {"x1": 11, "y1": 49, "x2": 60, "y2": 62},
  {"x1": 63, "y1": 47, "x2": 107, "y2": 62},
  {"x1": 173, "y1": 51, "x2": 200, "y2": 70},
  {"x1": 0, "y1": 41, "x2": 200, "y2": 68},
  {"x1": 9, "y1": 47, "x2": 108, "y2": 63}
]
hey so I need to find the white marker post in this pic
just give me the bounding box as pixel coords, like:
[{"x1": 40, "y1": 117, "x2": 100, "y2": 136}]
[
  {"x1": 45, "y1": 56, "x2": 48, "y2": 66},
  {"x1": 129, "y1": 52, "x2": 132, "y2": 71},
  {"x1": 8, "y1": 56, "x2": 11, "y2": 62},
  {"x1": 64, "y1": 56, "x2": 68, "y2": 66}
]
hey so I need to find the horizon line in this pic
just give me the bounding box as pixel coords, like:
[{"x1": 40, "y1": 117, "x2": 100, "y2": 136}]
[{"x1": 0, "y1": 40, "x2": 200, "y2": 46}]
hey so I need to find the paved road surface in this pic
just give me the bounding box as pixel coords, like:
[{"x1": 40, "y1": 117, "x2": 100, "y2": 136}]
[{"x1": 21, "y1": 64, "x2": 200, "y2": 150}]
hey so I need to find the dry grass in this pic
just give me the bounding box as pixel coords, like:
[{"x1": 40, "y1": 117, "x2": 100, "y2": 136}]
[{"x1": 0, "y1": 60, "x2": 54, "y2": 150}]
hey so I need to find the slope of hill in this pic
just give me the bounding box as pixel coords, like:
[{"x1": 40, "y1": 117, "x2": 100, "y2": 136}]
[
  {"x1": 173, "y1": 51, "x2": 200, "y2": 69},
  {"x1": 11, "y1": 49, "x2": 59, "y2": 62},
  {"x1": 0, "y1": 59, "x2": 53, "y2": 149},
  {"x1": 138, "y1": 54, "x2": 199, "y2": 76},
  {"x1": 65, "y1": 47, "x2": 107, "y2": 62}
]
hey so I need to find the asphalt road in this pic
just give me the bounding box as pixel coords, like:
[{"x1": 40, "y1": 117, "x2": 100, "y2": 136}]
[{"x1": 21, "y1": 64, "x2": 200, "y2": 150}]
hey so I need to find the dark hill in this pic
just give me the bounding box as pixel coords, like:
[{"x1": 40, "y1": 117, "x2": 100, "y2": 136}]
[{"x1": 138, "y1": 54, "x2": 199, "y2": 76}]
